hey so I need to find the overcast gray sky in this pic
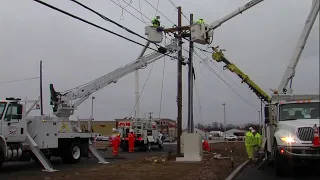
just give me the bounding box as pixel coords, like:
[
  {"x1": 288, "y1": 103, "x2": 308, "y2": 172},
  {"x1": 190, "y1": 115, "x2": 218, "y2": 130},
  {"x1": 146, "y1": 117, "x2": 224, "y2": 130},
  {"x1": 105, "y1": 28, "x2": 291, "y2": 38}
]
[{"x1": 0, "y1": 0, "x2": 319, "y2": 128}]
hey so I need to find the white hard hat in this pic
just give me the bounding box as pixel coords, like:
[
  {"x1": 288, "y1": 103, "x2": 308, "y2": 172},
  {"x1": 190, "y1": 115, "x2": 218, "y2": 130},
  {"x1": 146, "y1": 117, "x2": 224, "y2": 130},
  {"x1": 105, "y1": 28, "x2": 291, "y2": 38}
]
[
  {"x1": 112, "y1": 128, "x2": 117, "y2": 132},
  {"x1": 251, "y1": 129, "x2": 256, "y2": 133},
  {"x1": 249, "y1": 127, "x2": 253, "y2": 130},
  {"x1": 129, "y1": 129, "x2": 134, "y2": 133},
  {"x1": 202, "y1": 140, "x2": 204, "y2": 143}
]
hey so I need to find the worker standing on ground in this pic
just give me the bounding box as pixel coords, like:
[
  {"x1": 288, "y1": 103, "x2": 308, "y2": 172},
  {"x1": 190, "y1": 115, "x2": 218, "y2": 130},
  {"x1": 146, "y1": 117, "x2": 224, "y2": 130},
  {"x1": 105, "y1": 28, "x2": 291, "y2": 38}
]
[
  {"x1": 151, "y1": 16, "x2": 161, "y2": 27},
  {"x1": 252, "y1": 129, "x2": 262, "y2": 161},
  {"x1": 245, "y1": 127, "x2": 254, "y2": 161},
  {"x1": 111, "y1": 128, "x2": 120, "y2": 156},
  {"x1": 128, "y1": 129, "x2": 135, "y2": 153}
]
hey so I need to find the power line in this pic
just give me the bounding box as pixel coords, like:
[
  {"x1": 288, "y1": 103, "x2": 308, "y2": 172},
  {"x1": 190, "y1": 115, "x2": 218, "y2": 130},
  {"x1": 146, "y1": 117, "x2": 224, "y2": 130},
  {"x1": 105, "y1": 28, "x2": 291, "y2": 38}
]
[
  {"x1": 116, "y1": 0, "x2": 132, "y2": 19},
  {"x1": 0, "y1": 77, "x2": 39, "y2": 84},
  {"x1": 143, "y1": 0, "x2": 177, "y2": 26},
  {"x1": 129, "y1": 61, "x2": 156, "y2": 117},
  {"x1": 120, "y1": 0, "x2": 151, "y2": 22},
  {"x1": 33, "y1": 0, "x2": 164, "y2": 54},
  {"x1": 110, "y1": 0, "x2": 148, "y2": 25},
  {"x1": 192, "y1": 50, "x2": 257, "y2": 109},
  {"x1": 70, "y1": 0, "x2": 160, "y2": 48},
  {"x1": 166, "y1": 0, "x2": 189, "y2": 21}
]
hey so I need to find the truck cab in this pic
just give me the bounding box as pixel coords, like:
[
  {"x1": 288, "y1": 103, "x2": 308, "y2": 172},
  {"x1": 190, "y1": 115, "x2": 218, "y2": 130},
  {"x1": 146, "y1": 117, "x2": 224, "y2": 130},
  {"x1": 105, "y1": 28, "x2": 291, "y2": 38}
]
[
  {"x1": 263, "y1": 94, "x2": 320, "y2": 175},
  {"x1": 0, "y1": 98, "x2": 26, "y2": 142}
]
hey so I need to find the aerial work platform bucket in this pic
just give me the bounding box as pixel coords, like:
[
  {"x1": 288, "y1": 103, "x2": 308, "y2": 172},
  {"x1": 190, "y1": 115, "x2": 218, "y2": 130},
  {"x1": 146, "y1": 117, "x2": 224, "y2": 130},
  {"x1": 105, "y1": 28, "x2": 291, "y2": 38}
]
[{"x1": 145, "y1": 26, "x2": 164, "y2": 43}]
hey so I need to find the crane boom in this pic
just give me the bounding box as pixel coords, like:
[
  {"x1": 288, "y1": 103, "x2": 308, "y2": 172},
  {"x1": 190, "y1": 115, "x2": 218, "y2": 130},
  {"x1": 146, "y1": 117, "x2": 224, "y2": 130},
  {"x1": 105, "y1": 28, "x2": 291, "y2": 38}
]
[
  {"x1": 49, "y1": 39, "x2": 180, "y2": 118},
  {"x1": 212, "y1": 47, "x2": 271, "y2": 103},
  {"x1": 277, "y1": 0, "x2": 319, "y2": 94},
  {"x1": 205, "y1": 0, "x2": 264, "y2": 34}
]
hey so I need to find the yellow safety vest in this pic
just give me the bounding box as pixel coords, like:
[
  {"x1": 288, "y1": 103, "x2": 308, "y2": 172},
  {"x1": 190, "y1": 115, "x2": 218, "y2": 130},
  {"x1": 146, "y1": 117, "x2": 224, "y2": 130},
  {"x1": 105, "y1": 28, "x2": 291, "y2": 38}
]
[
  {"x1": 253, "y1": 133, "x2": 262, "y2": 147},
  {"x1": 197, "y1": 19, "x2": 204, "y2": 24},
  {"x1": 245, "y1": 131, "x2": 254, "y2": 146}
]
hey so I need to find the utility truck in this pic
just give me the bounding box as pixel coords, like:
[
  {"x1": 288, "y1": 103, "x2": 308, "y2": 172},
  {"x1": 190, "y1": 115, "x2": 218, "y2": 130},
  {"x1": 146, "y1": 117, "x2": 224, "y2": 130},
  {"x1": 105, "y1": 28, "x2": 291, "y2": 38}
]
[
  {"x1": 189, "y1": 0, "x2": 319, "y2": 176},
  {"x1": 0, "y1": 24, "x2": 179, "y2": 171},
  {"x1": 118, "y1": 117, "x2": 164, "y2": 151}
]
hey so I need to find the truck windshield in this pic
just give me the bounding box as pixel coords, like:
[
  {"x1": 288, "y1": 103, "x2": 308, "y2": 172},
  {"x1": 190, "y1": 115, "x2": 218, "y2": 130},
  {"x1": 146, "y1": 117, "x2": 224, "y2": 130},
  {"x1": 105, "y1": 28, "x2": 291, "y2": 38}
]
[
  {"x1": 279, "y1": 102, "x2": 320, "y2": 121},
  {"x1": 0, "y1": 102, "x2": 6, "y2": 119}
]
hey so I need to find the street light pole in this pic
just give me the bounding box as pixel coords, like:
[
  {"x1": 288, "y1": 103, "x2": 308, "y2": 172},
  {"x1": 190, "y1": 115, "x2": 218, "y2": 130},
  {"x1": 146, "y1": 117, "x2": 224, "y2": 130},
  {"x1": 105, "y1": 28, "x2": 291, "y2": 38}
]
[{"x1": 223, "y1": 103, "x2": 226, "y2": 139}]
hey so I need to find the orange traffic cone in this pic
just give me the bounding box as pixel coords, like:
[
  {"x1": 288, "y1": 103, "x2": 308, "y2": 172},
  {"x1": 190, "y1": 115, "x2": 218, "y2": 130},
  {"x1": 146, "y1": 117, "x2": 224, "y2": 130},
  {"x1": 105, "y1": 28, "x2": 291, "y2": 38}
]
[{"x1": 312, "y1": 124, "x2": 320, "y2": 147}]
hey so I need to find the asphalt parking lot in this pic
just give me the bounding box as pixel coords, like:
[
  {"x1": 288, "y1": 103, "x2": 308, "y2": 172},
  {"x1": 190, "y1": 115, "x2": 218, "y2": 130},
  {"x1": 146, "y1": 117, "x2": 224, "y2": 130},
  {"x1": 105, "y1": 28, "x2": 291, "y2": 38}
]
[
  {"x1": 237, "y1": 162, "x2": 320, "y2": 180},
  {"x1": 0, "y1": 144, "x2": 177, "y2": 180}
]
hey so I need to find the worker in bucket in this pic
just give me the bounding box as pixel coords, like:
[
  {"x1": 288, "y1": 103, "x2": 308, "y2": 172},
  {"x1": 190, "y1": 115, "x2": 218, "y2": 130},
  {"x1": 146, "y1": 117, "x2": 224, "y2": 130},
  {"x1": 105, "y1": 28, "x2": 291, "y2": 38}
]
[
  {"x1": 111, "y1": 128, "x2": 121, "y2": 156},
  {"x1": 196, "y1": 18, "x2": 205, "y2": 24},
  {"x1": 151, "y1": 16, "x2": 161, "y2": 27},
  {"x1": 245, "y1": 127, "x2": 254, "y2": 161},
  {"x1": 128, "y1": 129, "x2": 135, "y2": 153}
]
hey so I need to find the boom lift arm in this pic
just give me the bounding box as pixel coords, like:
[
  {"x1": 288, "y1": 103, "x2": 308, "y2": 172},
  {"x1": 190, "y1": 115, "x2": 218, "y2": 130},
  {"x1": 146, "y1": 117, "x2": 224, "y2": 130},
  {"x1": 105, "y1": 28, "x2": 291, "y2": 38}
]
[
  {"x1": 212, "y1": 47, "x2": 271, "y2": 103},
  {"x1": 205, "y1": 0, "x2": 264, "y2": 33},
  {"x1": 49, "y1": 40, "x2": 180, "y2": 118},
  {"x1": 276, "y1": 0, "x2": 319, "y2": 95}
]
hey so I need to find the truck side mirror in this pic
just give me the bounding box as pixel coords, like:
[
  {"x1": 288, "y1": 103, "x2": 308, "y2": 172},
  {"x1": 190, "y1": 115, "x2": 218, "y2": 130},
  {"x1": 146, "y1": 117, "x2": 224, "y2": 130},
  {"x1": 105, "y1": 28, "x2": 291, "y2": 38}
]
[{"x1": 16, "y1": 104, "x2": 23, "y2": 119}]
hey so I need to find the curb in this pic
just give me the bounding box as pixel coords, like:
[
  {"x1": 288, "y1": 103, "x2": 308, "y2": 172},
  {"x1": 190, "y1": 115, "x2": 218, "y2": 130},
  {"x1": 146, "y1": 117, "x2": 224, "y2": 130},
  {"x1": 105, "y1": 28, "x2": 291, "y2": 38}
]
[{"x1": 225, "y1": 160, "x2": 249, "y2": 180}]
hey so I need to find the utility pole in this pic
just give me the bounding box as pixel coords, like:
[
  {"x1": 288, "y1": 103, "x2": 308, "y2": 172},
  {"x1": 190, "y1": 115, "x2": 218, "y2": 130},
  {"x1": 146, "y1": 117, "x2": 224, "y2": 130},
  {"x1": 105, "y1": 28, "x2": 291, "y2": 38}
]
[
  {"x1": 187, "y1": 13, "x2": 194, "y2": 133},
  {"x1": 176, "y1": 6, "x2": 183, "y2": 156},
  {"x1": 39, "y1": 60, "x2": 44, "y2": 116},
  {"x1": 223, "y1": 103, "x2": 226, "y2": 139}
]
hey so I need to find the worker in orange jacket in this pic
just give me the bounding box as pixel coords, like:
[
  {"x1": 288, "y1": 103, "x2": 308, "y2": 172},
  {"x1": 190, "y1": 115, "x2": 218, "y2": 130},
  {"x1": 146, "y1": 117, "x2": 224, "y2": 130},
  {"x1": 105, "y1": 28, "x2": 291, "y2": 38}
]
[
  {"x1": 128, "y1": 129, "x2": 135, "y2": 153},
  {"x1": 111, "y1": 128, "x2": 121, "y2": 156}
]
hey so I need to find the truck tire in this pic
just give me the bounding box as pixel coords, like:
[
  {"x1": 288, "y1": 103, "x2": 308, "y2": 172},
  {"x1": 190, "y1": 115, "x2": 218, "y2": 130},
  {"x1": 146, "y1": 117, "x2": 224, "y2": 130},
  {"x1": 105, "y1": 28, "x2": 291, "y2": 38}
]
[
  {"x1": 62, "y1": 143, "x2": 81, "y2": 164},
  {"x1": 0, "y1": 147, "x2": 4, "y2": 168}
]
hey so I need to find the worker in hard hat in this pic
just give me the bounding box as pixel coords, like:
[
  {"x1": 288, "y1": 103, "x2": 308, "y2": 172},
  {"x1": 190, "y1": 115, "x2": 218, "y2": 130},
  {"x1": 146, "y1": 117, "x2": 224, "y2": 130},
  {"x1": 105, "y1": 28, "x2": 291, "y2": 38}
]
[
  {"x1": 151, "y1": 16, "x2": 161, "y2": 27},
  {"x1": 111, "y1": 128, "x2": 121, "y2": 156},
  {"x1": 196, "y1": 18, "x2": 205, "y2": 24},
  {"x1": 252, "y1": 129, "x2": 262, "y2": 161},
  {"x1": 245, "y1": 127, "x2": 254, "y2": 161},
  {"x1": 128, "y1": 129, "x2": 135, "y2": 153}
]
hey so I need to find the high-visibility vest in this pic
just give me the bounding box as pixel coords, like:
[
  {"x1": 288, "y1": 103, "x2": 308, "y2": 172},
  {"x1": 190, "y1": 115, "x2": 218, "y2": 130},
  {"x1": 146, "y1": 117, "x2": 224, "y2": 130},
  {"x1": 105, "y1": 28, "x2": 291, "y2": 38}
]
[
  {"x1": 197, "y1": 19, "x2": 204, "y2": 24},
  {"x1": 245, "y1": 131, "x2": 254, "y2": 146},
  {"x1": 152, "y1": 18, "x2": 160, "y2": 26},
  {"x1": 253, "y1": 133, "x2": 262, "y2": 147}
]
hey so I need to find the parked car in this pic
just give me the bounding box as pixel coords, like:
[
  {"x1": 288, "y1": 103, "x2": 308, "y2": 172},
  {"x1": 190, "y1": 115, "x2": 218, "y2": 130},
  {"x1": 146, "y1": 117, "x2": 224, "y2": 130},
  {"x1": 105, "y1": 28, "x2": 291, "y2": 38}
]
[{"x1": 225, "y1": 135, "x2": 237, "y2": 141}]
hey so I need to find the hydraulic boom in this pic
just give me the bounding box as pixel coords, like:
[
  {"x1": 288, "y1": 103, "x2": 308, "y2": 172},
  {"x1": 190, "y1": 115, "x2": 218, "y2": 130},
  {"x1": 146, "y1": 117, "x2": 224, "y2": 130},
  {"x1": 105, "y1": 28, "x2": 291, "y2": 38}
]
[
  {"x1": 276, "y1": 0, "x2": 319, "y2": 95},
  {"x1": 212, "y1": 47, "x2": 271, "y2": 103},
  {"x1": 49, "y1": 40, "x2": 180, "y2": 118}
]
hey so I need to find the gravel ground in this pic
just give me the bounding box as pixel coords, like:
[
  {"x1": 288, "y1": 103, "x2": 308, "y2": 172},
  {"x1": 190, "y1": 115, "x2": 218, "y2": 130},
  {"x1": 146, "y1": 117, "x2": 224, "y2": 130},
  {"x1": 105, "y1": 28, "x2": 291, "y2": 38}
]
[{"x1": 3, "y1": 142, "x2": 247, "y2": 180}]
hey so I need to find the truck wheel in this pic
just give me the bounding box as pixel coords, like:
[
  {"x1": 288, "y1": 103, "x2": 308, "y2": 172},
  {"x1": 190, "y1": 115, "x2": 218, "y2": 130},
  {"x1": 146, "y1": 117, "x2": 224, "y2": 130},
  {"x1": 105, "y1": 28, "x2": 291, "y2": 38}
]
[
  {"x1": 0, "y1": 147, "x2": 4, "y2": 168},
  {"x1": 62, "y1": 143, "x2": 81, "y2": 164},
  {"x1": 273, "y1": 141, "x2": 288, "y2": 176}
]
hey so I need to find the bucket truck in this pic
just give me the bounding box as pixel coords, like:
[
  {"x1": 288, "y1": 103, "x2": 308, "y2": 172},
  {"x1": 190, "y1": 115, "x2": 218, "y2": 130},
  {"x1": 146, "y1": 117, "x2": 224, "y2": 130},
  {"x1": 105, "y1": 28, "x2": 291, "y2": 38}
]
[
  {"x1": 0, "y1": 28, "x2": 179, "y2": 171},
  {"x1": 200, "y1": 0, "x2": 319, "y2": 176},
  {"x1": 262, "y1": 0, "x2": 320, "y2": 176}
]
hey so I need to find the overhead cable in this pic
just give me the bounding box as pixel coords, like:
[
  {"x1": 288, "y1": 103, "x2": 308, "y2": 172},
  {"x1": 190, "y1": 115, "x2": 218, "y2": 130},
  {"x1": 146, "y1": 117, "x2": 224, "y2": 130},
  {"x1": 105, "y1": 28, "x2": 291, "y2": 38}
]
[
  {"x1": 0, "y1": 77, "x2": 39, "y2": 84},
  {"x1": 110, "y1": 0, "x2": 148, "y2": 25},
  {"x1": 33, "y1": 0, "x2": 167, "y2": 54},
  {"x1": 70, "y1": 0, "x2": 160, "y2": 48}
]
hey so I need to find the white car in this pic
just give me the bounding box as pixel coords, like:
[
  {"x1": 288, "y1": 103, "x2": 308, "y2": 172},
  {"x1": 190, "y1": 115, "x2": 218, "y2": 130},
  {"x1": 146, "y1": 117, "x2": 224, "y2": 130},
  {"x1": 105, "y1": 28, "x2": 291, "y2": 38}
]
[{"x1": 225, "y1": 135, "x2": 237, "y2": 141}]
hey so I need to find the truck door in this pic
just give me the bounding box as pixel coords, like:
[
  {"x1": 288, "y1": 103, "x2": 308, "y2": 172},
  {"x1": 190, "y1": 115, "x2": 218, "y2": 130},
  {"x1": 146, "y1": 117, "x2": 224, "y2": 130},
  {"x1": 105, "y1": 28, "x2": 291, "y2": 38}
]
[{"x1": 1, "y1": 102, "x2": 26, "y2": 142}]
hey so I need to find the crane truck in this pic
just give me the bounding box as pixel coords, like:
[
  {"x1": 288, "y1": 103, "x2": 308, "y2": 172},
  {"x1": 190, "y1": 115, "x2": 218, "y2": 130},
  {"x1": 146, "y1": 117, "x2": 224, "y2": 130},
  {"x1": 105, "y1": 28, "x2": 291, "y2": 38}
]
[
  {"x1": 199, "y1": 0, "x2": 319, "y2": 176},
  {"x1": 0, "y1": 24, "x2": 179, "y2": 171}
]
